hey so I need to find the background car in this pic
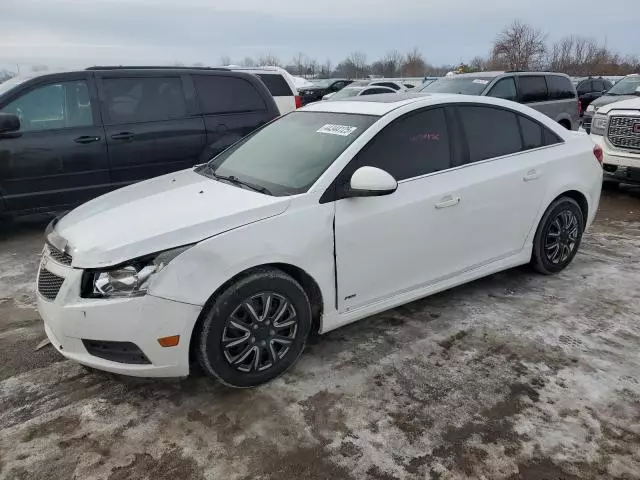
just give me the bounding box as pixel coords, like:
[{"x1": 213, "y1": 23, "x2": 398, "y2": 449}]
[
  {"x1": 581, "y1": 74, "x2": 640, "y2": 133},
  {"x1": 0, "y1": 67, "x2": 280, "y2": 221},
  {"x1": 419, "y1": 71, "x2": 579, "y2": 130},
  {"x1": 298, "y1": 79, "x2": 353, "y2": 105},
  {"x1": 349, "y1": 79, "x2": 408, "y2": 92},
  {"x1": 573, "y1": 77, "x2": 613, "y2": 114},
  {"x1": 228, "y1": 66, "x2": 301, "y2": 113},
  {"x1": 37, "y1": 93, "x2": 602, "y2": 387},
  {"x1": 323, "y1": 85, "x2": 397, "y2": 100}
]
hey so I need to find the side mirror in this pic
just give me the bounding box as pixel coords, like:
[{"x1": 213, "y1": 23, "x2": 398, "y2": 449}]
[
  {"x1": 0, "y1": 113, "x2": 20, "y2": 134},
  {"x1": 345, "y1": 166, "x2": 397, "y2": 198}
]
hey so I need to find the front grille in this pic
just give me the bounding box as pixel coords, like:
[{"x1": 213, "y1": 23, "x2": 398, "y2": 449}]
[
  {"x1": 46, "y1": 243, "x2": 72, "y2": 266},
  {"x1": 607, "y1": 115, "x2": 640, "y2": 150},
  {"x1": 82, "y1": 340, "x2": 151, "y2": 364},
  {"x1": 582, "y1": 116, "x2": 592, "y2": 133},
  {"x1": 37, "y1": 269, "x2": 65, "y2": 301}
]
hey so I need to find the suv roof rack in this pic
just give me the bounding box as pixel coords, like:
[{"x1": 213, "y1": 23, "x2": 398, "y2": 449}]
[{"x1": 85, "y1": 66, "x2": 228, "y2": 71}]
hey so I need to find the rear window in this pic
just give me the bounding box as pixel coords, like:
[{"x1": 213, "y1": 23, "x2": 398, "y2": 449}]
[
  {"x1": 421, "y1": 77, "x2": 493, "y2": 95},
  {"x1": 194, "y1": 75, "x2": 266, "y2": 114},
  {"x1": 518, "y1": 76, "x2": 548, "y2": 103},
  {"x1": 547, "y1": 75, "x2": 576, "y2": 100},
  {"x1": 256, "y1": 74, "x2": 294, "y2": 97}
]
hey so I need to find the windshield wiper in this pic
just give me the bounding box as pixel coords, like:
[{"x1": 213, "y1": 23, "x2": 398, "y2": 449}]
[{"x1": 207, "y1": 167, "x2": 272, "y2": 196}]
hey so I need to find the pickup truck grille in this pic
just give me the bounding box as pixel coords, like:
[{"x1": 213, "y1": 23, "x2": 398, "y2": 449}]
[{"x1": 607, "y1": 115, "x2": 640, "y2": 150}]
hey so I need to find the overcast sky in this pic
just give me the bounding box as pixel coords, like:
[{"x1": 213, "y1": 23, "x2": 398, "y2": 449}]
[{"x1": 2, "y1": 0, "x2": 639, "y2": 72}]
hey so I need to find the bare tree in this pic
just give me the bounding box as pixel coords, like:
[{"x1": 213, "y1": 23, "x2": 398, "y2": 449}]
[
  {"x1": 402, "y1": 48, "x2": 426, "y2": 76},
  {"x1": 257, "y1": 52, "x2": 281, "y2": 67},
  {"x1": 322, "y1": 59, "x2": 333, "y2": 78},
  {"x1": 240, "y1": 57, "x2": 256, "y2": 67},
  {"x1": 493, "y1": 20, "x2": 546, "y2": 70},
  {"x1": 292, "y1": 52, "x2": 307, "y2": 75},
  {"x1": 219, "y1": 55, "x2": 232, "y2": 66},
  {"x1": 348, "y1": 51, "x2": 368, "y2": 78}
]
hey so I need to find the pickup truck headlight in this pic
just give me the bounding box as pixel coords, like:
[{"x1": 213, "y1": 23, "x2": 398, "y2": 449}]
[
  {"x1": 590, "y1": 113, "x2": 608, "y2": 136},
  {"x1": 586, "y1": 104, "x2": 595, "y2": 113},
  {"x1": 84, "y1": 245, "x2": 192, "y2": 298}
]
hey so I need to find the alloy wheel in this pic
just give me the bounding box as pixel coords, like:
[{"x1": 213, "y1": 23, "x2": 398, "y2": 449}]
[{"x1": 544, "y1": 209, "x2": 579, "y2": 265}]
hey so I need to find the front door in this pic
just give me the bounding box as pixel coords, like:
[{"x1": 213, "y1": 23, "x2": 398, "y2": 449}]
[{"x1": 0, "y1": 75, "x2": 110, "y2": 214}]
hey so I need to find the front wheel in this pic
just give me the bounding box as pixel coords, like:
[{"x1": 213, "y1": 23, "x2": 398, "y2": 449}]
[
  {"x1": 196, "y1": 269, "x2": 311, "y2": 388},
  {"x1": 532, "y1": 197, "x2": 584, "y2": 275}
]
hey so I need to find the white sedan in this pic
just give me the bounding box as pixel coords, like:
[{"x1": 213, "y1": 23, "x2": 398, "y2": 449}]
[
  {"x1": 37, "y1": 93, "x2": 603, "y2": 387},
  {"x1": 322, "y1": 85, "x2": 397, "y2": 101}
]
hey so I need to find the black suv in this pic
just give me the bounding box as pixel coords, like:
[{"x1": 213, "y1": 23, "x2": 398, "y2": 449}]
[
  {"x1": 298, "y1": 79, "x2": 352, "y2": 105},
  {"x1": 573, "y1": 77, "x2": 613, "y2": 113},
  {"x1": 0, "y1": 67, "x2": 279, "y2": 220}
]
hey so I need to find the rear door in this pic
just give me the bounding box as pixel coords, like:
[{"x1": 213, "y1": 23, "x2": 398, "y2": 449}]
[
  {"x1": 192, "y1": 73, "x2": 277, "y2": 161},
  {"x1": 0, "y1": 73, "x2": 110, "y2": 215},
  {"x1": 96, "y1": 72, "x2": 206, "y2": 186}
]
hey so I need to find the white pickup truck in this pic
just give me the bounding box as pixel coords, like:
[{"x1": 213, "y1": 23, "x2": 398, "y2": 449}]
[{"x1": 589, "y1": 96, "x2": 640, "y2": 185}]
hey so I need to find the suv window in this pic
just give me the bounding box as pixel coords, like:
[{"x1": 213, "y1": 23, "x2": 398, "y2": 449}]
[
  {"x1": 592, "y1": 79, "x2": 605, "y2": 91},
  {"x1": 547, "y1": 75, "x2": 576, "y2": 100},
  {"x1": 256, "y1": 74, "x2": 293, "y2": 97},
  {"x1": 102, "y1": 77, "x2": 187, "y2": 124},
  {"x1": 576, "y1": 80, "x2": 592, "y2": 95},
  {"x1": 362, "y1": 87, "x2": 392, "y2": 95},
  {"x1": 194, "y1": 75, "x2": 266, "y2": 114},
  {"x1": 457, "y1": 106, "x2": 522, "y2": 163},
  {"x1": 487, "y1": 77, "x2": 517, "y2": 101},
  {"x1": 349, "y1": 108, "x2": 450, "y2": 181},
  {"x1": 1, "y1": 80, "x2": 92, "y2": 132},
  {"x1": 518, "y1": 76, "x2": 548, "y2": 103}
]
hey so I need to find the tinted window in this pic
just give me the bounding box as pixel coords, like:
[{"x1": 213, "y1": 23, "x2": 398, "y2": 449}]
[
  {"x1": 518, "y1": 115, "x2": 543, "y2": 150},
  {"x1": 487, "y1": 77, "x2": 517, "y2": 101},
  {"x1": 349, "y1": 108, "x2": 450, "y2": 181},
  {"x1": 547, "y1": 75, "x2": 576, "y2": 100},
  {"x1": 457, "y1": 106, "x2": 522, "y2": 163},
  {"x1": 1, "y1": 80, "x2": 92, "y2": 131},
  {"x1": 592, "y1": 80, "x2": 605, "y2": 91},
  {"x1": 203, "y1": 112, "x2": 377, "y2": 196},
  {"x1": 194, "y1": 75, "x2": 266, "y2": 114},
  {"x1": 362, "y1": 87, "x2": 392, "y2": 95},
  {"x1": 373, "y1": 82, "x2": 400, "y2": 90},
  {"x1": 332, "y1": 81, "x2": 346, "y2": 90},
  {"x1": 518, "y1": 76, "x2": 548, "y2": 103},
  {"x1": 576, "y1": 80, "x2": 592, "y2": 95},
  {"x1": 256, "y1": 74, "x2": 293, "y2": 97},
  {"x1": 421, "y1": 77, "x2": 492, "y2": 94},
  {"x1": 603, "y1": 80, "x2": 613, "y2": 90},
  {"x1": 102, "y1": 77, "x2": 186, "y2": 124}
]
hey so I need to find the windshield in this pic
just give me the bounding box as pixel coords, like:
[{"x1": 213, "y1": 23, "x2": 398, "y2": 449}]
[
  {"x1": 419, "y1": 77, "x2": 494, "y2": 94},
  {"x1": 328, "y1": 87, "x2": 362, "y2": 100},
  {"x1": 607, "y1": 76, "x2": 640, "y2": 95},
  {"x1": 199, "y1": 111, "x2": 378, "y2": 196},
  {"x1": 311, "y1": 79, "x2": 332, "y2": 88}
]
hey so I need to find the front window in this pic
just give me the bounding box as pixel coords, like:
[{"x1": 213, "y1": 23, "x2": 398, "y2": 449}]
[
  {"x1": 329, "y1": 88, "x2": 362, "y2": 100},
  {"x1": 419, "y1": 77, "x2": 494, "y2": 95},
  {"x1": 198, "y1": 111, "x2": 378, "y2": 196},
  {"x1": 606, "y1": 76, "x2": 640, "y2": 95}
]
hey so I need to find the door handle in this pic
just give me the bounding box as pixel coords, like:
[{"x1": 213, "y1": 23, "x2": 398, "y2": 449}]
[
  {"x1": 74, "y1": 135, "x2": 101, "y2": 144},
  {"x1": 110, "y1": 132, "x2": 134, "y2": 141},
  {"x1": 435, "y1": 195, "x2": 461, "y2": 209},
  {"x1": 523, "y1": 169, "x2": 540, "y2": 182}
]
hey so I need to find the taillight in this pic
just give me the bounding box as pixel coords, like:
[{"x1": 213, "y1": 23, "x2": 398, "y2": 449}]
[
  {"x1": 295, "y1": 95, "x2": 302, "y2": 109},
  {"x1": 593, "y1": 145, "x2": 603, "y2": 165},
  {"x1": 578, "y1": 100, "x2": 582, "y2": 116}
]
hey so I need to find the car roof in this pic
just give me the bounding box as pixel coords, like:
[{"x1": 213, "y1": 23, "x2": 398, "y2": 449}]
[{"x1": 301, "y1": 92, "x2": 457, "y2": 115}]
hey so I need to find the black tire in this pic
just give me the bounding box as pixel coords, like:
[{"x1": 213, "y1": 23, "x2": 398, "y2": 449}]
[
  {"x1": 196, "y1": 268, "x2": 311, "y2": 388},
  {"x1": 532, "y1": 197, "x2": 584, "y2": 275}
]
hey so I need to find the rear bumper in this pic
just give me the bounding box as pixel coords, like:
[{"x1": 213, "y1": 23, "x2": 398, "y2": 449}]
[{"x1": 36, "y1": 252, "x2": 202, "y2": 377}]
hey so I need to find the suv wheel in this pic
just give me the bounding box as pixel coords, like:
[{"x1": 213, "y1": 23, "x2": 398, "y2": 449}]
[
  {"x1": 196, "y1": 269, "x2": 311, "y2": 388},
  {"x1": 532, "y1": 197, "x2": 584, "y2": 275}
]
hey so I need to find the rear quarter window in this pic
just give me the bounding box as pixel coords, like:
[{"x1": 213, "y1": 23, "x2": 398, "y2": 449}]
[
  {"x1": 256, "y1": 74, "x2": 294, "y2": 97},
  {"x1": 518, "y1": 76, "x2": 548, "y2": 103},
  {"x1": 547, "y1": 75, "x2": 576, "y2": 100},
  {"x1": 194, "y1": 75, "x2": 267, "y2": 114}
]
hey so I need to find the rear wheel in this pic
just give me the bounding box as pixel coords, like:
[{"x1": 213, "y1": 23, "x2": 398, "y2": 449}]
[
  {"x1": 532, "y1": 197, "x2": 584, "y2": 275},
  {"x1": 196, "y1": 269, "x2": 311, "y2": 388}
]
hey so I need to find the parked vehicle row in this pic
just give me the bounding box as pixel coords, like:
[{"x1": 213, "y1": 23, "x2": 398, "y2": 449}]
[
  {"x1": 298, "y1": 79, "x2": 353, "y2": 105},
  {"x1": 0, "y1": 67, "x2": 282, "y2": 220},
  {"x1": 582, "y1": 74, "x2": 640, "y2": 133},
  {"x1": 35, "y1": 92, "x2": 602, "y2": 387}
]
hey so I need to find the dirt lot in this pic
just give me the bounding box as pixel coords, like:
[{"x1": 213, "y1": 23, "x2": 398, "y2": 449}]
[{"x1": 1, "y1": 185, "x2": 639, "y2": 480}]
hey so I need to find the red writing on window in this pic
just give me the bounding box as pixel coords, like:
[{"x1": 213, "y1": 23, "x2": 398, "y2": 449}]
[{"x1": 410, "y1": 132, "x2": 440, "y2": 142}]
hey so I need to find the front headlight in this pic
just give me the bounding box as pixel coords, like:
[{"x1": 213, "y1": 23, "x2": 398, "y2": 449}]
[
  {"x1": 586, "y1": 104, "x2": 595, "y2": 113},
  {"x1": 590, "y1": 113, "x2": 608, "y2": 136},
  {"x1": 85, "y1": 245, "x2": 193, "y2": 298}
]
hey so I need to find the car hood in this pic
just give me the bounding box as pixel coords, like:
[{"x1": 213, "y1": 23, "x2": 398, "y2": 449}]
[
  {"x1": 594, "y1": 96, "x2": 640, "y2": 114},
  {"x1": 53, "y1": 168, "x2": 290, "y2": 268},
  {"x1": 591, "y1": 94, "x2": 636, "y2": 110}
]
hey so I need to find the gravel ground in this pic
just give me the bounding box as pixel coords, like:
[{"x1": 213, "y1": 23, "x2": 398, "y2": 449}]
[{"x1": 0, "y1": 185, "x2": 639, "y2": 480}]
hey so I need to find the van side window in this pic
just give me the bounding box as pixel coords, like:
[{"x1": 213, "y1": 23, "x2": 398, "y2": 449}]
[
  {"x1": 194, "y1": 75, "x2": 267, "y2": 114},
  {"x1": 102, "y1": 77, "x2": 187, "y2": 124},
  {"x1": 518, "y1": 76, "x2": 548, "y2": 103},
  {"x1": 547, "y1": 75, "x2": 576, "y2": 100},
  {"x1": 1, "y1": 81, "x2": 93, "y2": 131},
  {"x1": 487, "y1": 77, "x2": 517, "y2": 101}
]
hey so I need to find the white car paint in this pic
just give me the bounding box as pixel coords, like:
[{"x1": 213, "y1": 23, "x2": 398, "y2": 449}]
[
  {"x1": 36, "y1": 94, "x2": 603, "y2": 378},
  {"x1": 589, "y1": 97, "x2": 640, "y2": 173}
]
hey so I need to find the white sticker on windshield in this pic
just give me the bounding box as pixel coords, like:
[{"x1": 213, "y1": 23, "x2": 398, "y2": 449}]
[
  {"x1": 472, "y1": 79, "x2": 489, "y2": 85},
  {"x1": 317, "y1": 124, "x2": 358, "y2": 136}
]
